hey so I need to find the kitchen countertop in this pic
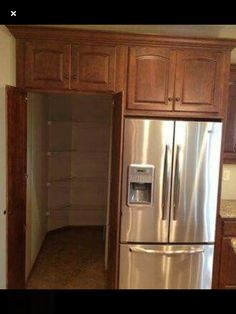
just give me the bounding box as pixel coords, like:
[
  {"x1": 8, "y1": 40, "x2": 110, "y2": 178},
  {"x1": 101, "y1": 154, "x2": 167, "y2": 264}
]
[{"x1": 220, "y1": 200, "x2": 236, "y2": 219}]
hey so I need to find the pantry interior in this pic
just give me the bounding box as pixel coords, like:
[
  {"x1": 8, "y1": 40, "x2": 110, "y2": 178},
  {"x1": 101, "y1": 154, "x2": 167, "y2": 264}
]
[{"x1": 25, "y1": 91, "x2": 114, "y2": 289}]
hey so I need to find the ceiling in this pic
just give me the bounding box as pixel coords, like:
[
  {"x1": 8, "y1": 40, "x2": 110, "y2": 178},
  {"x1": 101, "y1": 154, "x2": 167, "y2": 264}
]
[
  {"x1": 33, "y1": 25, "x2": 236, "y2": 62},
  {"x1": 39, "y1": 24, "x2": 236, "y2": 38}
]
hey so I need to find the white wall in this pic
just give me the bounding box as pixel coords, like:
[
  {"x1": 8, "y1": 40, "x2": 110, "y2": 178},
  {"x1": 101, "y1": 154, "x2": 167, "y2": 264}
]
[
  {"x1": 221, "y1": 164, "x2": 236, "y2": 200},
  {"x1": 47, "y1": 94, "x2": 72, "y2": 230},
  {"x1": 46, "y1": 94, "x2": 112, "y2": 229},
  {"x1": 0, "y1": 25, "x2": 15, "y2": 289},
  {"x1": 26, "y1": 93, "x2": 48, "y2": 278},
  {"x1": 70, "y1": 94, "x2": 112, "y2": 226}
]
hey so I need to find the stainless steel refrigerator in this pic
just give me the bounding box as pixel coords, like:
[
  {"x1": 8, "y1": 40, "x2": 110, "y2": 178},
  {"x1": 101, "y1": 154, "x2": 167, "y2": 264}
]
[{"x1": 119, "y1": 118, "x2": 222, "y2": 289}]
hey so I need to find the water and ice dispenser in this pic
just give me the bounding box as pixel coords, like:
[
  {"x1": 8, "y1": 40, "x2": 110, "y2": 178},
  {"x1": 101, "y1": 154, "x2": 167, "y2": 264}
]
[{"x1": 127, "y1": 164, "x2": 155, "y2": 206}]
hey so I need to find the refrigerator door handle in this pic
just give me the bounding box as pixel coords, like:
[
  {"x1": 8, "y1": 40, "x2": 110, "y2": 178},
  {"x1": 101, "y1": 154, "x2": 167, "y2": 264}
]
[
  {"x1": 129, "y1": 247, "x2": 204, "y2": 255},
  {"x1": 162, "y1": 145, "x2": 169, "y2": 220},
  {"x1": 173, "y1": 145, "x2": 180, "y2": 220}
]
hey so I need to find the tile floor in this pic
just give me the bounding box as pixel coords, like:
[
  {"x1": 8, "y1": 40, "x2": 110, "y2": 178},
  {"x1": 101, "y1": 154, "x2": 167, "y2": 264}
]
[{"x1": 27, "y1": 227, "x2": 107, "y2": 289}]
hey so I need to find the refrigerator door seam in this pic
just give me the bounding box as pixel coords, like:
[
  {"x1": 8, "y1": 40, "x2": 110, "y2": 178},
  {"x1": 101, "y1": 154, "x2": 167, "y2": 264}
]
[
  {"x1": 173, "y1": 144, "x2": 181, "y2": 221},
  {"x1": 161, "y1": 144, "x2": 169, "y2": 220},
  {"x1": 167, "y1": 120, "x2": 176, "y2": 242}
]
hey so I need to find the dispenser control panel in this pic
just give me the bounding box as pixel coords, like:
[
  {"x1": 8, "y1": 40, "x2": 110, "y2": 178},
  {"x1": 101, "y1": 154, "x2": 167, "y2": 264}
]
[{"x1": 127, "y1": 164, "x2": 154, "y2": 206}]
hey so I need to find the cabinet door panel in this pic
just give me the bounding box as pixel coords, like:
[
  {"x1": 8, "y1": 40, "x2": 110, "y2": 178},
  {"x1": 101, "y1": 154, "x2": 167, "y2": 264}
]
[
  {"x1": 223, "y1": 220, "x2": 236, "y2": 236},
  {"x1": 174, "y1": 49, "x2": 224, "y2": 113},
  {"x1": 71, "y1": 45, "x2": 116, "y2": 92},
  {"x1": 219, "y1": 238, "x2": 236, "y2": 288},
  {"x1": 25, "y1": 41, "x2": 70, "y2": 89},
  {"x1": 127, "y1": 47, "x2": 175, "y2": 111},
  {"x1": 224, "y1": 66, "x2": 236, "y2": 162}
]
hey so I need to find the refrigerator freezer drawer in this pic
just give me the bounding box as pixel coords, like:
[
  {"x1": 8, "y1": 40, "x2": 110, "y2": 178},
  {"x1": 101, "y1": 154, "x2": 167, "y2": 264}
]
[{"x1": 119, "y1": 244, "x2": 214, "y2": 289}]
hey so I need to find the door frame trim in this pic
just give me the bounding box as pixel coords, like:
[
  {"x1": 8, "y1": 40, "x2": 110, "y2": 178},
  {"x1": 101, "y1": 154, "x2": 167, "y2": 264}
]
[
  {"x1": 6, "y1": 85, "x2": 27, "y2": 289},
  {"x1": 6, "y1": 87, "x2": 124, "y2": 289}
]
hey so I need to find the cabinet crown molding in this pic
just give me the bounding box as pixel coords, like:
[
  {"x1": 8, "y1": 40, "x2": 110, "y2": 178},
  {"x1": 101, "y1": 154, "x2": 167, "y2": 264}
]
[{"x1": 7, "y1": 25, "x2": 236, "y2": 50}]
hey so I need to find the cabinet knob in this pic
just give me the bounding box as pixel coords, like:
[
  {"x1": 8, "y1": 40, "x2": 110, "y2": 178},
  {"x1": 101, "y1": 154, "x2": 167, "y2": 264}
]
[
  {"x1": 168, "y1": 97, "x2": 173, "y2": 101},
  {"x1": 72, "y1": 74, "x2": 77, "y2": 80},
  {"x1": 175, "y1": 97, "x2": 181, "y2": 102},
  {"x1": 64, "y1": 74, "x2": 69, "y2": 80}
]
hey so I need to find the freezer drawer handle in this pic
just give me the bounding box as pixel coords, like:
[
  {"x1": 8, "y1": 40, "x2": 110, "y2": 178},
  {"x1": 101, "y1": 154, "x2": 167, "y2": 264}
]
[
  {"x1": 129, "y1": 247, "x2": 204, "y2": 255},
  {"x1": 162, "y1": 145, "x2": 169, "y2": 220}
]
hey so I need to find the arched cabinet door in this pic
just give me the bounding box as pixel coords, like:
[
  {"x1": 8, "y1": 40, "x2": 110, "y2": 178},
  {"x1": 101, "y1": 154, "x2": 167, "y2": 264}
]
[
  {"x1": 127, "y1": 47, "x2": 176, "y2": 111},
  {"x1": 71, "y1": 44, "x2": 116, "y2": 92},
  {"x1": 174, "y1": 49, "x2": 224, "y2": 114}
]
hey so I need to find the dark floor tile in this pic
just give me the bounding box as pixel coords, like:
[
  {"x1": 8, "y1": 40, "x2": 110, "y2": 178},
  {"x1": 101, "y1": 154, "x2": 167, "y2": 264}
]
[{"x1": 27, "y1": 227, "x2": 106, "y2": 289}]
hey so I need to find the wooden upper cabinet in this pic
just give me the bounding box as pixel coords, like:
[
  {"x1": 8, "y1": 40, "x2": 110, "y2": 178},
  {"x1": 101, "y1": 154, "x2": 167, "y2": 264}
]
[
  {"x1": 224, "y1": 65, "x2": 236, "y2": 163},
  {"x1": 11, "y1": 27, "x2": 233, "y2": 116},
  {"x1": 174, "y1": 49, "x2": 224, "y2": 113},
  {"x1": 127, "y1": 47, "x2": 225, "y2": 114},
  {"x1": 71, "y1": 45, "x2": 116, "y2": 92},
  {"x1": 25, "y1": 41, "x2": 71, "y2": 89},
  {"x1": 127, "y1": 47, "x2": 176, "y2": 111}
]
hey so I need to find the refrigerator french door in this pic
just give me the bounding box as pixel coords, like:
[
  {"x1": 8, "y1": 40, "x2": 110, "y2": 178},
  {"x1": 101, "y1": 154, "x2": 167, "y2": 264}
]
[{"x1": 119, "y1": 118, "x2": 222, "y2": 289}]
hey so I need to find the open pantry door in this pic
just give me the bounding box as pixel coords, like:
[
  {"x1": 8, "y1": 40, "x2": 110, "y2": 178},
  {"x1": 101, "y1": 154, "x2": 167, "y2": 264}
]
[
  {"x1": 6, "y1": 86, "x2": 27, "y2": 289},
  {"x1": 106, "y1": 92, "x2": 123, "y2": 289}
]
